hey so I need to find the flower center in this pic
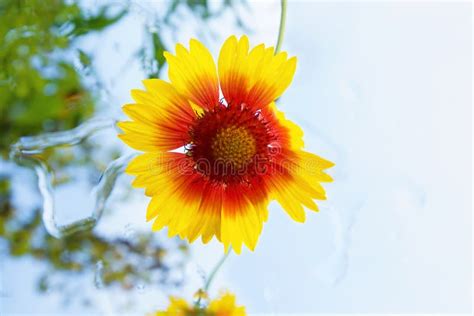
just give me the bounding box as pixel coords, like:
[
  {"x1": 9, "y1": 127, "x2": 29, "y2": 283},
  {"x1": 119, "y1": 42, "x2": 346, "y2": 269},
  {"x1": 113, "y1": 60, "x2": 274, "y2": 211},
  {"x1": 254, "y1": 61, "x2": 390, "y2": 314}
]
[
  {"x1": 188, "y1": 103, "x2": 277, "y2": 184},
  {"x1": 211, "y1": 126, "x2": 256, "y2": 169}
]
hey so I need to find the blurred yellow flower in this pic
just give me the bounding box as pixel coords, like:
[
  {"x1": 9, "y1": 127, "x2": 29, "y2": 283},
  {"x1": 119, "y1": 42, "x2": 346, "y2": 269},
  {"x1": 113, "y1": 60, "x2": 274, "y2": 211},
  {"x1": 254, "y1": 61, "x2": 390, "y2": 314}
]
[
  {"x1": 118, "y1": 35, "x2": 334, "y2": 253},
  {"x1": 151, "y1": 292, "x2": 246, "y2": 316}
]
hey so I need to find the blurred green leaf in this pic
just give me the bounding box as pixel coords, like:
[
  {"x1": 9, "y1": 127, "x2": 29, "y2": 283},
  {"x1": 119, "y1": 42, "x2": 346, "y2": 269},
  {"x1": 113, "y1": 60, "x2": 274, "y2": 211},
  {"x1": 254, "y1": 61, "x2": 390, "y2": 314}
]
[
  {"x1": 66, "y1": 5, "x2": 128, "y2": 37},
  {"x1": 0, "y1": 0, "x2": 127, "y2": 158},
  {"x1": 150, "y1": 32, "x2": 167, "y2": 78},
  {"x1": 78, "y1": 49, "x2": 92, "y2": 69}
]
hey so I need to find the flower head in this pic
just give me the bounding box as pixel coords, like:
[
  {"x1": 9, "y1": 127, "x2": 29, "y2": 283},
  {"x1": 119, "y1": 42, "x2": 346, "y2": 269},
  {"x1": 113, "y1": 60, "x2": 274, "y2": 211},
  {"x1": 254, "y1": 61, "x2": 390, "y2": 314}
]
[
  {"x1": 152, "y1": 292, "x2": 245, "y2": 316},
  {"x1": 118, "y1": 35, "x2": 334, "y2": 253}
]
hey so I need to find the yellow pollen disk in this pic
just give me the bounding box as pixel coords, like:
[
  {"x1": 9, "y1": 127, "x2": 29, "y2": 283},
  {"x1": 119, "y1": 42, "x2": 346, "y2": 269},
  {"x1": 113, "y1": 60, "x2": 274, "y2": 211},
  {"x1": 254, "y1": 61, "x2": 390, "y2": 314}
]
[{"x1": 211, "y1": 126, "x2": 257, "y2": 169}]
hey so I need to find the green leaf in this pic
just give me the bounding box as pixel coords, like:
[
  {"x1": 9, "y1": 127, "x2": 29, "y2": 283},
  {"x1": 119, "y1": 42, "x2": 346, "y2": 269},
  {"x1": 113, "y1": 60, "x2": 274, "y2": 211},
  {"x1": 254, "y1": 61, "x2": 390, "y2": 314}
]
[{"x1": 151, "y1": 32, "x2": 167, "y2": 77}]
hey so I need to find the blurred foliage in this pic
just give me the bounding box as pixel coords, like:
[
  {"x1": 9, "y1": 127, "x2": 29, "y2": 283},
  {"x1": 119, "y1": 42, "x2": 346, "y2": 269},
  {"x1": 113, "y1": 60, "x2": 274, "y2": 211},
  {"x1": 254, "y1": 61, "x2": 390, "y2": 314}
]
[
  {"x1": 140, "y1": 0, "x2": 247, "y2": 78},
  {"x1": 147, "y1": 31, "x2": 167, "y2": 79},
  {"x1": 0, "y1": 176, "x2": 188, "y2": 293},
  {"x1": 0, "y1": 0, "x2": 128, "y2": 158},
  {"x1": 164, "y1": 0, "x2": 248, "y2": 27}
]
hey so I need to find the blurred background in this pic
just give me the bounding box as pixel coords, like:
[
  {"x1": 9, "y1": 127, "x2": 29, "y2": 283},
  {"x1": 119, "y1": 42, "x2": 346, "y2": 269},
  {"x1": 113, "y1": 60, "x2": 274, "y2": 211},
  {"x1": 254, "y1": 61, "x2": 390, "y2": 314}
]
[{"x1": 0, "y1": 0, "x2": 471, "y2": 315}]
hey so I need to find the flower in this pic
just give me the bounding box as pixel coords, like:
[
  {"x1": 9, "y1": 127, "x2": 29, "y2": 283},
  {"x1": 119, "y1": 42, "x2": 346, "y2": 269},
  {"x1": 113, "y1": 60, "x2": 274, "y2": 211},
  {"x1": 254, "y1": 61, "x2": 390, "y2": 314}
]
[
  {"x1": 151, "y1": 292, "x2": 245, "y2": 316},
  {"x1": 118, "y1": 35, "x2": 334, "y2": 254}
]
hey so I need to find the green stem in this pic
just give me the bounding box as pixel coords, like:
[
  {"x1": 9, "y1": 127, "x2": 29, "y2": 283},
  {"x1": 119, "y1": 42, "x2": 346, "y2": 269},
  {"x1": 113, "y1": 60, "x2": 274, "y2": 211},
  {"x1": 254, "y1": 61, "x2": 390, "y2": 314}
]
[
  {"x1": 195, "y1": 248, "x2": 232, "y2": 309},
  {"x1": 204, "y1": 247, "x2": 232, "y2": 292},
  {"x1": 275, "y1": 0, "x2": 287, "y2": 54}
]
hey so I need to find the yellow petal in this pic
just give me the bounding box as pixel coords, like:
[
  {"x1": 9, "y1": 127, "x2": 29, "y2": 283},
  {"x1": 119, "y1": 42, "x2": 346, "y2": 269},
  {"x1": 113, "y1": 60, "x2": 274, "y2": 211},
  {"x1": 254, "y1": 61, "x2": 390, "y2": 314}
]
[
  {"x1": 208, "y1": 292, "x2": 247, "y2": 316},
  {"x1": 220, "y1": 187, "x2": 268, "y2": 253},
  {"x1": 218, "y1": 35, "x2": 250, "y2": 106},
  {"x1": 164, "y1": 39, "x2": 219, "y2": 109},
  {"x1": 218, "y1": 35, "x2": 297, "y2": 109},
  {"x1": 268, "y1": 149, "x2": 334, "y2": 221},
  {"x1": 118, "y1": 79, "x2": 196, "y2": 151},
  {"x1": 268, "y1": 102, "x2": 305, "y2": 149},
  {"x1": 187, "y1": 182, "x2": 222, "y2": 243}
]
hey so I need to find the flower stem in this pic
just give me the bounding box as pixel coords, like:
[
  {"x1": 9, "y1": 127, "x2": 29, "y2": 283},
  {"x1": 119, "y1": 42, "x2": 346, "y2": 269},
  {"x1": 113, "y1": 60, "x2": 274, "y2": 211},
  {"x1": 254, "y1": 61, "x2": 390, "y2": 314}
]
[
  {"x1": 275, "y1": 0, "x2": 287, "y2": 54},
  {"x1": 195, "y1": 248, "x2": 232, "y2": 309},
  {"x1": 204, "y1": 247, "x2": 232, "y2": 292}
]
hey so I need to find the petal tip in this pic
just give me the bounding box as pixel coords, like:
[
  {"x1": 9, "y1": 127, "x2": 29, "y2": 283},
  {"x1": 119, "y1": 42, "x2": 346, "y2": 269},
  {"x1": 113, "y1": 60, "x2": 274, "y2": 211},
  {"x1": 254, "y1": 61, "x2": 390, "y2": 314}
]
[{"x1": 116, "y1": 121, "x2": 127, "y2": 132}]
